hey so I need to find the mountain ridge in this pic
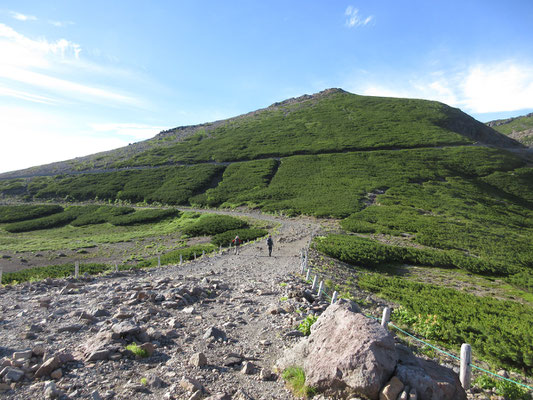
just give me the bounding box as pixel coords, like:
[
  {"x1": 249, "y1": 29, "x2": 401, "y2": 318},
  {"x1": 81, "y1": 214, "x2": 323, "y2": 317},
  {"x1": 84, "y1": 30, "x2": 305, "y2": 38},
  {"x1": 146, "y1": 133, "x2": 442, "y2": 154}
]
[{"x1": 0, "y1": 89, "x2": 523, "y2": 179}]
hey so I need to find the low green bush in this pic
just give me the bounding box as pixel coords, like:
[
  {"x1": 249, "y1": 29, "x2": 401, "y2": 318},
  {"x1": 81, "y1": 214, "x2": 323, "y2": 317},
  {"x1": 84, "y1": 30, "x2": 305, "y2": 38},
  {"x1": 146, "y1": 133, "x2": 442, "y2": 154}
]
[
  {"x1": 282, "y1": 366, "x2": 316, "y2": 398},
  {"x1": 3, "y1": 206, "x2": 89, "y2": 233},
  {"x1": 359, "y1": 274, "x2": 533, "y2": 372},
  {"x1": 0, "y1": 204, "x2": 63, "y2": 223},
  {"x1": 1, "y1": 263, "x2": 112, "y2": 284},
  {"x1": 297, "y1": 315, "x2": 318, "y2": 336},
  {"x1": 182, "y1": 214, "x2": 248, "y2": 237},
  {"x1": 108, "y1": 208, "x2": 180, "y2": 226},
  {"x1": 71, "y1": 206, "x2": 134, "y2": 226},
  {"x1": 137, "y1": 243, "x2": 216, "y2": 267},
  {"x1": 210, "y1": 228, "x2": 268, "y2": 247}
]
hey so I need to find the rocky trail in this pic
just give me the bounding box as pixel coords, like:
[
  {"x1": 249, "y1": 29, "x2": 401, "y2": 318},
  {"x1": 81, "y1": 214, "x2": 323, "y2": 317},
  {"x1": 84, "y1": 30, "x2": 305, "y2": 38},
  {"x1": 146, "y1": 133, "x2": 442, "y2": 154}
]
[{"x1": 0, "y1": 213, "x2": 329, "y2": 399}]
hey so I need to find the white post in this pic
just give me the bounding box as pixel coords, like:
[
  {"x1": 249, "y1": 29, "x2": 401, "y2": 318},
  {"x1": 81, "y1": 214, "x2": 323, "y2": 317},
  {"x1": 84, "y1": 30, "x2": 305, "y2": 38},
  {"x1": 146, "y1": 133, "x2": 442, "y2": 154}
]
[
  {"x1": 202, "y1": 250, "x2": 205, "y2": 257},
  {"x1": 317, "y1": 280, "x2": 323, "y2": 298},
  {"x1": 179, "y1": 254, "x2": 183, "y2": 265},
  {"x1": 219, "y1": 245, "x2": 222, "y2": 254},
  {"x1": 0, "y1": 267, "x2": 3, "y2": 285},
  {"x1": 460, "y1": 343, "x2": 471, "y2": 390},
  {"x1": 331, "y1": 291, "x2": 338, "y2": 304},
  {"x1": 157, "y1": 255, "x2": 161, "y2": 267},
  {"x1": 74, "y1": 261, "x2": 79, "y2": 279},
  {"x1": 301, "y1": 261, "x2": 306, "y2": 274},
  {"x1": 305, "y1": 269, "x2": 311, "y2": 281},
  {"x1": 194, "y1": 252, "x2": 196, "y2": 260},
  {"x1": 311, "y1": 275, "x2": 318, "y2": 291},
  {"x1": 381, "y1": 307, "x2": 391, "y2": 328},
  {"x1": 114, "y1": 263, "x2": 118, "y2": 273}
]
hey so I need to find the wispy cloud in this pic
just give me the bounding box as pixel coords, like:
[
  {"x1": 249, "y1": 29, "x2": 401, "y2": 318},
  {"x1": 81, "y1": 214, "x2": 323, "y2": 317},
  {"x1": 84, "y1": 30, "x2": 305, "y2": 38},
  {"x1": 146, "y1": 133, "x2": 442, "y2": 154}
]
[
  {"x1": 354, "y1": 61, "x2": 533, "y2": 115},
  {"x1": 49, "y1": 20, "x2": 75, "y2": 28},
  {"x1": 10, "y1": 11, "x2": 37, "y2": 21},
  {"x1": 0, "y1": 23, "x2": 140, "y2": 107},
  {"x1": 345, "y1": 6, "x2": 373, "y2": 28}
]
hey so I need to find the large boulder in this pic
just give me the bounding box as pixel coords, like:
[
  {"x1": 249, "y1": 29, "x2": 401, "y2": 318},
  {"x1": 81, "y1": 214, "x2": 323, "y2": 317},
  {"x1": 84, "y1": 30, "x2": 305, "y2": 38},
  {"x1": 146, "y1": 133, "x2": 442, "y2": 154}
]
[
  {"x1": 395, "y1": 345, "x2": 467, "y2": 400},
  {"x1": 277, "y1": 300, "x2": 466, "y2": 400},
  {"x1": 279, "y1": 300, "x2": 398, "y2": 399}
]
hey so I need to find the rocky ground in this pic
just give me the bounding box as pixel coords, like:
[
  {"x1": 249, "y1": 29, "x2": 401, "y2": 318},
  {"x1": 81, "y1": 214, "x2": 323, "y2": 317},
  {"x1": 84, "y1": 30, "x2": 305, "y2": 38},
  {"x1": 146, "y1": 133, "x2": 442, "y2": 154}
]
[
  {"x1": 0, "y1": 214, "x2": 329, "y2": 399},
  {"x1": 0, "y1": 211, "x2": 526, "y2": 400}
]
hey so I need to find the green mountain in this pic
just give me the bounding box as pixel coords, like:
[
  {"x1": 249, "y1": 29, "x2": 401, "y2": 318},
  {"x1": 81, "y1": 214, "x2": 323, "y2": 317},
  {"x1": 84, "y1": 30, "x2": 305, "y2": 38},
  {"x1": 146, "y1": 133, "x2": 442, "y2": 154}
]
[
  {"x1": 1, "y1": 89, "x2": 532, "y2": 373},
  {"x1": 488, "y1": 112, "x2": 533, "y2": 147}
]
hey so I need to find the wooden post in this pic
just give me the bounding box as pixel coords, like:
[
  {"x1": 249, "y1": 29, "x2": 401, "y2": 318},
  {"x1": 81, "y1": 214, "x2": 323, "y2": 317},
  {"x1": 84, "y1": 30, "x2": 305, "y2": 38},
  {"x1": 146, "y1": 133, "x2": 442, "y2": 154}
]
[
  {"x1": 114, "y1": 263, "x2": 118, "y2": 273},
  {"x1": 74, "y1": 261, "x2": 79, "y2": 279},
  {"x1": 179, "y1": 254, "x2": 183, "y2": 265},
  {"x1": 460, "y1": 343, "x2": 471, "y2": 390},
  {"x1": 311, "y1": 275, "x2": 318, "y2": 291},
  {"x1": 331, "y1": 291, "x2": 338, "y2": 304},
  {"x1": 317, "y1": 280, "x2": 324, "y2": 298},
  {"x1": 157, "y1": 255, "x2": 161, "y2": 268},
  {"x1": 381, "y1": 307, "x2": 390, "y2": 328}
]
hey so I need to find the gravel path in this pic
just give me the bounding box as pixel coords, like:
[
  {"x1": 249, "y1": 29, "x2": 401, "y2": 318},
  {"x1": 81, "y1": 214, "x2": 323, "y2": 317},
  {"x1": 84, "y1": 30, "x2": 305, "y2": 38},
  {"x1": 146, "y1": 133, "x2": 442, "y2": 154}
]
[{"x1": 0, "y1": 212, "x2": 325, "y2": 399}]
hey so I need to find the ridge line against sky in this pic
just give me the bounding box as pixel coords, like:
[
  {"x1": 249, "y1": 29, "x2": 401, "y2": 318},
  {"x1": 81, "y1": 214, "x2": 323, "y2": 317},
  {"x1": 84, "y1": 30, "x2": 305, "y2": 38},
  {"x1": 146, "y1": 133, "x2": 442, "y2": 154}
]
[{"x1": 0, "y1": 1, "x2": 532, "y2": 174}]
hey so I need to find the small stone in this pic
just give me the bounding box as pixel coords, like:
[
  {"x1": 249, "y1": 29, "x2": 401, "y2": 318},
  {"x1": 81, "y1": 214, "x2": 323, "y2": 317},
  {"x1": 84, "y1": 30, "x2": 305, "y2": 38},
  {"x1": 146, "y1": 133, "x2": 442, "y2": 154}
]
[
  {"x1": 259, "y1": 368, "x2": 273, "y2": 381},
  {"x1": 140, "y1": 343, "x2": 155, "y2": 357},
  {"x1": 233, "y1": 389, "x2": 254, "y2": 400},
  {"x1": 189, "y1": 390, "x2": 203, "y2": 400},
  {"x1": 35, "y1": 356, "x2": 60, "y2": 378},
  {"x1": 189, "y1": 352, "x2": 207, "y2": 367},
  {"x1": 57, "y1": 324, "x2": 82, "y2": 333},
  {"x1": 183, "y1": 306, "x2": 195, "y2": 314},
  {"x1": 1, "y1": 367, "x2": 24, "y2": 382},
  {"x1": 50, "y1": 368, "x2": 62, "y2": 380},
  {"x1": 203, "y1": 327, "x2": 226, "y2": 341},
  {"x1": 379, "y1": 376, "x2": 404, "y2": 400},
  {"x1": 44, "y1": 381, "x2": 59, "y2": 399},
  {"x1": 86, "y1": 349, "x2": 110, "y2": 362},
  {"x1": 180, "y1": 377, "x2": 204, "y2": 393},
  {"x1": 241, "y1": 361, "x2": 254, "y2": 375},
  {"x1": 91, "y1": 390, "x2": 103, "y2": 400},
  {"x1": 12, "y1": 350, "x2": 32, "y2": 361}
]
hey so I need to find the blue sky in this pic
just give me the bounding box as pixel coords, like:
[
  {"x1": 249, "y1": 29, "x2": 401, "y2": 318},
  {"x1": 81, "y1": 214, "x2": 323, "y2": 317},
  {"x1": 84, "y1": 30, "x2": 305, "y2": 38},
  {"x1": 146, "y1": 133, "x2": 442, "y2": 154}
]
[{"x1": 1, "y1": 1, "x2": 533, "y2": 173}]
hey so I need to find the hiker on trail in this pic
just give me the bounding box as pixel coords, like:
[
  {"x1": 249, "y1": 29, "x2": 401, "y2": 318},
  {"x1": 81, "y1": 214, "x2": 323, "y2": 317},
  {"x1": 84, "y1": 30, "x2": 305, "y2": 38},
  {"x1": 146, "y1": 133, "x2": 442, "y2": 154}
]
[
  {"x1": 266, "y1": 234, "x2": 274, "y2": 257},
  {"x1": 232, "y1": 235, "x2": 241, "y2": 255}
]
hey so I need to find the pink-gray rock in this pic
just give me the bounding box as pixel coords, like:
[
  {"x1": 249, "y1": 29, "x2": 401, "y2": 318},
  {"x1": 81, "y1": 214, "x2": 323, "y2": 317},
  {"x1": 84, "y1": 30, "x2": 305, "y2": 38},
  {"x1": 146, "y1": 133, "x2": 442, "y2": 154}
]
[
  {"x1": 189, "y1": 352, "x2": 207, "y2": 367},
  {"x1": 34, "y1": 356, "x2": 60, "y2": 378},
  {"x1": 395, "y1": 345, "x2": 466, "y2": 400},
  {"x1": 302, "y1": 300, "x2": 397, "y2": 399},
  {"x1": 379, "y1": 376, "x2": 404, "y2": 400}
]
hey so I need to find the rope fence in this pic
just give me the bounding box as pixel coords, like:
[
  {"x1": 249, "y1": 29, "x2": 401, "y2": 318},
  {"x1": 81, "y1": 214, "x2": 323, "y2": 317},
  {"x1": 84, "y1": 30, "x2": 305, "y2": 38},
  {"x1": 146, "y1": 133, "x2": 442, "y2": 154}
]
[{"x1": 298, "y1": 246, "x2": 533, "y2": 393}]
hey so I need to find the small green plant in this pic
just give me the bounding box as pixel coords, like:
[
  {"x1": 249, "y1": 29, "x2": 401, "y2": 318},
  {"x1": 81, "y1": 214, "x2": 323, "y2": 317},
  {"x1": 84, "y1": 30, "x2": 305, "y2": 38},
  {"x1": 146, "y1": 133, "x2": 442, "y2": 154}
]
[
  {"x1": 282, "y1": 366, "x2": 316, "y2": 398},
  {"x1": 125, "y1": 343, "x2": 148, "y2": 358},
  {"x1": 280, "y1": 282, "x2": 288, "y2": 287},
  {"x1": 474, "y1": 375, "x2": 531, "y2": 400},
  {"x1": 140, "y1": 377, "x2": 148, "y2": 385},
  {"x1": 280, "y1": 296, "x2": 288, "y2": 302},
  {"x1": 298, "y1": 315, "x2": 319, "y2": 336}
]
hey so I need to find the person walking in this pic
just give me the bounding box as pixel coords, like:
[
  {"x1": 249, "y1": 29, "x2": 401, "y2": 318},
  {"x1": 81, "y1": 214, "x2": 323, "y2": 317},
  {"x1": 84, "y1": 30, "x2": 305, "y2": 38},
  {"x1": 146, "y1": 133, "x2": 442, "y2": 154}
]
[
  {"x1": 266, "y1": 234, "x2": 274, "y2": 257},
  {"x1": 232, "y1": 235, "x2": 241, "y2": 255}
]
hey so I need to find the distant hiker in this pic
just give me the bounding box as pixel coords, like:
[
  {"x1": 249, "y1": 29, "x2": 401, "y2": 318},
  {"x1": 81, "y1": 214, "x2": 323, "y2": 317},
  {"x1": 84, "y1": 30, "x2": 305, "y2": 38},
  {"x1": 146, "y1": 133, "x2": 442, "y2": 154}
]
[
  {"x1": 267, "y1": 234, "x2": 274, "y2": 257},
  {"x1": 232, "y1": 235, "x2": 241, "y2": 255}
]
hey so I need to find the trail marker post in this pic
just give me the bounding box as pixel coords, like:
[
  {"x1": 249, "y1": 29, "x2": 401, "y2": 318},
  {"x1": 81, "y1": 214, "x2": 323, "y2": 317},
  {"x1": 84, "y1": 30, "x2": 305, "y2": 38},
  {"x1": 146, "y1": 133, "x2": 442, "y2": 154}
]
[
  {"x1": 194, "y1": 253, "x2": 196, "y2": 260},
  {"x1": 157, "y1": 255, "x2": 161, "y2": 268},
  {"x1": 114, "y1": 263, "x2": 119, "y2": 273},
  {"x1": 460, "y1": 343, "x2": 472, "y2": 390},
  {"x1": 219, "y1": 245, "x2": 222, "y2": 254},
  {"x1": 381, "y1": 307, "x2": 391, "y2": 328},
  {"x1": 317, "y1": 280, "x2": 324, "y2": 298},
  {"x1": 179, "y1": 254, "x2": 183, "y2": 266},
  {"x1": 331, "y1": 291, "x2": 338, "y2": 304},
  {"x1": 305, "y1": 269, "x2": 311, "y2": 281},
  {"x1": 74, "y1": 261, "x2": 79, "y2": 279},
  {"x1": 0, "y1": 267, "x2": 3, "y2": 285},
  {"x1": 202, "y1": 250, "x2": 205, "y2": 257},
  {"x1": 311, "y1": 275, "x2": 318, "y2": 291}
]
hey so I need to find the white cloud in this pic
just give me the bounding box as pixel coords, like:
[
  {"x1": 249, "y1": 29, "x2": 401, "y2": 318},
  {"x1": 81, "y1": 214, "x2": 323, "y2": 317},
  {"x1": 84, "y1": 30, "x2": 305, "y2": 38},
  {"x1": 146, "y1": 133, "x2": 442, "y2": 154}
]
[
  {"x1": 461, "y1": 63, "x2": 533, "y2": 113},
  {"x1": 0, "y1": 23, "x2": 140, "y2": 107},
  {"x1": 354, "y1": 61, "x2": 533, "y2": 114},
  {"x1": 344, "y1": 6, "x2": 373, "y2": 28},
  {"x1": 10, "y1": 12, "x2": 37, "y2": 21},
  {"x1": 49, "y1": 20, "x2": 74, "y2": 28},
  {"x1": 91, "y1": 123, "x2": 167, "y2": 140}
]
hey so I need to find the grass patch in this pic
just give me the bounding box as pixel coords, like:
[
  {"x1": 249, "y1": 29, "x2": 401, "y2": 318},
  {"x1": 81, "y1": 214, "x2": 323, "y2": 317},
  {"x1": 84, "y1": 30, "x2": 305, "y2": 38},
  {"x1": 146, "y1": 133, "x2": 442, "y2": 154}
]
[
  {"x1": 210, "y1": 228, "x2": 267, "y2": 247},
  {"x1": 0, "y1": 204, "x2": 63, "y2": 223},
  {"x1": 282, "y1": 366, "x2": 316, "y2": 399},
  {"x1": 125, "y1": 343, "x2": 149, "y2": 358},
  {"x1": 297, "y1": 315, "x2": 318, "y2": 336},
  {"x1": 182, "y1": 214, "x2": 248, "y2": 236}
]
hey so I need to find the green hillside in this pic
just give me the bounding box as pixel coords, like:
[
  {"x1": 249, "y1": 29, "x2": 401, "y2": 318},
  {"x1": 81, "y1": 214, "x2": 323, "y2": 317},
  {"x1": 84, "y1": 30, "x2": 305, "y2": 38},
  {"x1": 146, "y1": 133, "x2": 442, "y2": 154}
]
[
  {"x1": 488, "y1": 112, "x2": 533, "y2": 146},
  {"x1": 1, "y1": 89, "x2": 532, "y2": 374}
]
